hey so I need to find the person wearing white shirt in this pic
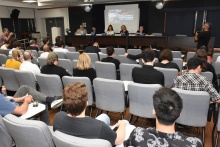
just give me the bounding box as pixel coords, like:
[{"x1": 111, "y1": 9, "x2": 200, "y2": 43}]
[
  {"x1": 0, "y1": 41, "x2": 9, "y2": 49},
  {"x1": 53, "y1": 41, "x2": 69, "y2": 53},
  {"x1": 9, "y1": 41, "x2": 21, "y2": 55},
  {"x1": 40, "y1": 45, "x2": 51, "y2": 58},
  {"x1": 19, "y1": 51, "x2": 40, "y2": 78}
]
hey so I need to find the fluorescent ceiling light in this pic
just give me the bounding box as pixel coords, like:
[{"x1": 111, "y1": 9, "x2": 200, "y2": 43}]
[{"x1": 23, "y1": 0, "x2": 37, "y2": 3}]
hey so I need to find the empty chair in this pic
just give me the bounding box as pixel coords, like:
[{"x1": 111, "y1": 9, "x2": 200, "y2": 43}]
[
  {"x1": 87, "y1": 53, "x2": 99, "y2": 67},
  {"x1": 128, "y1": 83, "x2": 161, "y2": 121},
  {"x1": 201, "y1": 71, "x2": 213, "y2": 83},
  {"x1": 58, "y1": 59, "x2": 74, "y2": 75},
  {"x1": 127, "y1": 49, "x2": 142, "y2": 55},
  {"x1": 3, "y1": 114, "x2": 55, "y2": 147},
  {"x1": 52, "y1": 131, "x2": 111, "y2": 147},
  {"x1": 213, "y1": 53, "x2": 220, "y2": 66},
  {"x1": 14, "y1": 70, "x2": 37, "y2": 90},
  {"x1": 172, "y1": 58, "x2": 183, "y2": 71},
  {"x1": 0, "y1": 67, "x2": 20, "y2": 92},
  {"x1": 114, "y1": 48, "x2": 126, "y2": 56},
  {"x1": 55, "y1": 52, "x2": 66, "y2": 59},
  {"x1": 38, "y1": 51, "x2": 43, "y2": 57},
  {"x1": 72, "y1": 60, "x2": 78, "y2": 68},
  {"x1": 38, "y1": 57, "x2": 47, "y2": 68},
  {"x1": 66, "y1": 52, "x2": 80, "y2": 61},
  {"x1": 120, "y1": 63, "x2": 141, "y2": 81},
  {"x1": 154, "y1": 67, "x2": 178, "y2": 86},
  {"x1": 171, "y1": 51, "x2": 181, "y2": 58},
  {"x1": 186, "y1": 52, "x2": 195, "y2": 61},
  {"x1": 100, "y1": 48, "x2": 107, "y2": 54},
  {"x1": 93, "y1": 78, "x2": 126, "y2": 119},
  {"x1": 152, "y1": 33, "x2": 162, "y2": 36},
  {"x1": 0, "y1": 54, "x2": 7, "y2": 64},
  {"x1": 66, "y1": 46, "x2": 76, "y2": 52},
  {"x1": 95, "y1": 61, "x2": 116, "y2": 80},
  {"x1": 99, "y1": 54, "x2": 107, "y2": 61},
  {"x1": 172, "y1": 88, "x2": 210, "y2": 143},
  {"x1": 36, "y1": 74, "x2": 63, "y2": 97},
  {"x1": 117, "y1": 55, "x2": 137, "y2": 64}
]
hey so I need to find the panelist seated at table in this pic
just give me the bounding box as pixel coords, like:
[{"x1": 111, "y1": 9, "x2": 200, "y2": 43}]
[
  {"x1": 106, "y1": 25, "x2": 115, "y2": 36},
  {"x1": 136, "y1": 26, "x2": 146, "y2": 36},
  {"x1": 75, "y1": 25, "x2": 87, "y2": 35},
  {"x1": 120, "y1": 25, "x2": 129, "y2": 36},
  {"x1": 0, "y1": 85, "x2": 62, "y2": 125},
  {"x1": 90, "y1": 27, "x2": 97, "y2": 36}
]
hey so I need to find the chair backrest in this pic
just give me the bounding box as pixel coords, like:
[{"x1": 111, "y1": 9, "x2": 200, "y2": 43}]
[
  {"x1": 14, "y1": 70, "x2": 37, "y2": 90},
  {"x1": 94, "y1": 61, "x2": 117, "y2": 80},
  {"x1": 30, "y1": 50, "x2": 38, "y2": 58},
  {"x1": 117, "y1": 55, "x2": 137, "y2": 64},
  {"x1": 212, "y1": 53, "x2": 220, "y2": 66},
  {"x1": 0, "y1": 115, "x2": 14, "y2": 147},
  {"x1": 172, "y1": 88, "x2": 210, "y2": 127},
  {"x1": 62, "y1": 76, "x2": 93, "y2": 106},
  {"x1": 31, "y1": 57, "x2": 39, "y2": 66},
  {"x1": 66, "y1": 46, "x2": 76, "y2": 52},
  {"x1": 58, "y1": 59, "x2": 73, "y2": 75},
  {"x1": 99, "y1": 54, "x2": 107, "y2": 61},
  {"x1": 7, "y1": 55, "x2": 12, "y2": 59},
  {"x1": 120, "y1": 63, "x2": 141, "y2": 81},
  {"x1": 186, "y1": 51, "x2": 195, "y2": 61},
  {"x1": 215, "y1": 62, "x2": 220, "y2": 75},
  {"x1": 0, "y1": 67, "x2": 20, "y2": 91},
  {"x1": 0, "y1": 49, "x2": 11, "y2": 56},
  {"x1": 38, "y1": 51, "x2": 43, "y2": 57},
  {"x1": 36, "y1": 74, "x2": 63, "y2": 97},
  {"x1": 154, "y1": 67, "x2": 178, "y2": 86},
  {"x1": 171, "y1": 51, "x2": 181, "y2": 58},
  {"x1": 52, "y1": 131, "x2": 111, "y2": 147},
  {"x1": 100, "y1": 48, "x2": 107, "y2": 54},
  {"x1": 3, "y1": 114, "x2": 54, "y2": 147},
  {"x1": 128, "y1": 83, "x2": 161, "y2": 118},
  {"x1": 66, "y1": 52, "x2": 80, "y2": 61},
  {"x1": 87, "y1": 53, "x2": 99, "y2": 67},
  {"x1": 127, "y1": 49, "x2": 142, "y2": 55},
  {"x1": 114, "y1": 48, "x2": 126, "y2": 56},
  {"x1": 172, "y1": 58, "x2": 183, "y2": 71},
  {"x1": 0, "y1": 54, "x2": 7, "y2": 64},
  {"x1": 55, "y1": 52, "x2": 66, "y2": 59},
  {"x1": 93, "y1": 78, "x2": 125, "y2": 112},
  {"x1": 72, "y1": 60, "x2": 78, "y2": 69},
  {"x1": 38, "y1": 57, "x2": 47, "y2": 68},
  {"x1": 201, "y1": 71, "x2": 213, "y2": 83}
]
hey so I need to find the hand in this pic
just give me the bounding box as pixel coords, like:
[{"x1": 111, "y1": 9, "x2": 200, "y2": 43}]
[
  {"x1": 124, "y1": 53, "x2": 128, "y2": 56},
  {"x1": 24, "y1": 95, "x2": 33, "y2": 104},
  {"x1": 9, "y1": 32, "x2": 13, "y2": 36},
  {"x1": 195, "y1": 32, "x2": 198, "y2": 36},
  {"x1": 116, "y1": 120, "x2": 126, "y2": 127}
]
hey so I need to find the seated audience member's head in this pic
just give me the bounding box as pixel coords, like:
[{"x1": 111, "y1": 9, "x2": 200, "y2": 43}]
[
  {"x1": 12, "y1": 41, "x2": 21, "y2": 49},
  {"x1": 194, "y1": 49, "x2": 207, "y2": 71},
  {"x1": 12, "y1": 49, "x2": 22, "y2": 61},
  {"x1": 77, "y1": 53, "x2": 91, "y2": 70},
  {"x1": 93, "y1": 42, "x2": 99, "y2": 48},
  {"x1": 55, "y1": 36, "x2": 62, "y2": 43},
  {"x1": 159, "y1": 49, "x2": 173, "y2": 61},
  {"x1": 187, "y1": 57, "x2": 203, "y2": 74},
  {"x1": 121, "y1": 25, "x2": 127, "y2": 31},
  {"x1": 56, "y1": 41, "x2": 65, "y2": 48},
  {"x1": 63, "y1": 82, "x2": 88, "y2": 117},
  {"x1": 106, "y1": 46, "x2": 115, "y2": 57},
  {"x1": 142, "y1": 49, "x2": 155, "y2": 64},
  {"x1": 43, "y1": 38, "x2": 50, "y2": 45},
  {"x1": 23, "y1": 50, "x2": 33, "y2": 61},
  {"x1": 47, "y1": 52, "x2": 58, "y2": 65},
  {"x1": 150, "y1": 41, "x2": 157, "y2": 49},
  {"x1": 43, "y1": 45, "x2": 52, "y2": 52},
  {"x1": 153, "y1": 87, "x2": 183, "y2": 125},
  {"x1": 29, "y1": 40, "x2": 35, "y2": 46}
]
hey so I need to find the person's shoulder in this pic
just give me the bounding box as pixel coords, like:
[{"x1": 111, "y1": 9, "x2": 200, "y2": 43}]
[
  {"x1": 175, "y1": 131, "x2": 203, "y2": 146},
  {"x1": 54, "y1": 111, "x2": 68, "y2": 121}
]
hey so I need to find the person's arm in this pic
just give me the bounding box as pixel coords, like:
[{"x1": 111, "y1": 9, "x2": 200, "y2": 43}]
[
  {"x1": 204, "y1": 80, "x2": 220, "y2": 103},
  {"x1": 124, "y1": 53, "x2": 142, "y2": 60},
  {"x1": 115, "y1": 120, "x2": 127, "y2": 145},
  {"x1": 194, "y1": 32, "x2": 198, "y2": 41},
  {"x1": 12, "y1": 96, "x2": 32, "y2": 115}
]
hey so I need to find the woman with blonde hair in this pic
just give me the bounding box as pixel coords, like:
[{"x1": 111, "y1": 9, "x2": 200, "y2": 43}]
[
  {"x1": 5, "y1": 49, "x2": 23, "y2": 69},
  {"x1": 120, "y1": 25, "x2": 129, "y2": 36},
  {"x1": 73, "y1": 53, "x2": 96, "y2": 84}
]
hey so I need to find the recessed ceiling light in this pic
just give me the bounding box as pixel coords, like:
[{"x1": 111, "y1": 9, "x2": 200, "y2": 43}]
[{"x1": 22, "y1": 0, "x2": 37, "y2": 3}]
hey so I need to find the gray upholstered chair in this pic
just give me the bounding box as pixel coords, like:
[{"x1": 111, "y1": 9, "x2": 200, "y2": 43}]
[
  {"x1": 62, "y1": 76, "x2": 94, "y2": 116},
  {"x1": 58, "y1": 59, "x2": 74, "y2": 75},
  {"x1": 171, "y1": 51, "x2": 181, "y2": 58},
  {"x1": 172, "y1": 58, "x2": 183, "y2": 71},
  {"x1": 93, "y1": 78, "x2": 126, "y2": 119},
  {"x1": 128, "y1": 83, "x2": 161, "y2": 122},
  {"x1": 7, "y1": 55, "x2": 12, "y2": 59},
  {"x1": 212, "y1": 53, "x2": 220, "y2": 66},
  {"x1": 214, "y1": 105, "x2": 220, "y2": 147},
  {"x1": 99, "y1": 48, "x2": 107, "y2": 54},
  {"x1": 3, "y1": 114, "x2": 54, "y2": 147},
  {"x1": 154, "y1": 67, "x2": 178, "y2": 86},
  {"x1": 0, "y1": 54, "x2": 7, "y2": 64},
  {"x1": 72, "y1": 60, "x2": 78, "y2": 69},
  {"x1": 120, "y1": 63, "x2": 141, "y2": 81},
  {"x1": 114, "y1": 48, "x2": 126, "y2": 56},
  {"x1": 172, "y1": 88, "x2": 210, "y2": 143},
  {"x1": 14, "y1": 70, "x2": 37, "y2": 90},
  {"x1": 30, "y1": 50, "x2": 38, "y2": 58},
  {"x1": 31, "y1": 57, "x2": 39, "y2": 66},
  {"x1": 117, "y1": 55, "x2": 137, "y2": 64},
  {"x1": 66, "y1": 46, "x2": 76, "y2": 52},
  {"x1": 55, "y1": 52, "x2": 66, "y2": 59},
  {"x1": 38, "y1": 51, "x2": 43, "y2": 57},
  {"x1": 99, "y1": 53, "x2": 107, "y2": 61},
  {"x1": 201, "y1": 71, "x2": 213, "y2": 83},
  {"x1": 186, "y1": 51, "x2": 195, "y2": 61},
  {"x1": 66, "y1": 52, "x2": 79, "y2": 61},
  {"x1": 0, "y1": 67, "x2": 20, "y2": 92},
  {"x1": 87, "y1": 53, "x2": 99, "y2": 68},
  {"x1": 52, "y1": 131, "x2": 111, "y2": 147},
  {"x1": 0, "y1": 48, "x2": 11, "y2": 56},
  {"x1": 0, "y1": 115, "x2": 14, "y2": 147},
  {"x1": 215, "y1": 62, "x2": 220, "y2": 75},
  {"x1": 38, "y1": 57, "x2": 47, "y2": 68},
  {"x1": 36, "y1": 74, "x2": 63, "y2": 97},
  {"x1": 127, "y1": 49, "x2": 142, "y2": 55},
  {"x1": 94, "y1": 61, "x2": 117, "y2": 80}
]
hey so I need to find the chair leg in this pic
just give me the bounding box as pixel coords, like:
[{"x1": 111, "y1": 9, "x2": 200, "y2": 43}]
[
  {"x1": 129, "y1": 114, "x2": 133, "y2": 123},
  {"x1": 95, "y1": 109, "x2": 99, "y2": 117},
  {"x1": 89, "y1": 106, "x2": 93, "y2": 117},
  {"x1": 215, "y1": 132, "x2": 219, "y2": 147},
  {"x1": 134, "y1": 116, "x2": 139, "y2": 124},
  {"x1": 121, "y1": 112, "x2": 124, "y2": 120},
  {"x1": 202, "y1": 127, "x2": 205, "y2": 145}
]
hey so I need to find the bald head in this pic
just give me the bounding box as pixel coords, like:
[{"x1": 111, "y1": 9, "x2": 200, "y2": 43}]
[{"x1": 24, "y1": 51, "x2": 32, "y2": 61}]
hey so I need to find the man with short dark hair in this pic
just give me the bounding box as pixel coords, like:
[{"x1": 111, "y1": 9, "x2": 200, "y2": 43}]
[
  {"x1": 173, "y1": 57, "x2": 220, "y2": 103},
  {"x1": 26, "y1": 40, "x2": 39, "y2": 51},
  {"x1": 53, "y1": 82, "x2": 129, "y2": 146},
  {"x1": 84, "y1": 42, "x2": 101, "y2": 54},
  {"x1": 40, "y1": 38, "x2": 50, "y2": 51},
  {"x1": 0, "y1": 28, "x2": 13, "y2": 47},
  {"x1": 53, "y1": 41, "x2": 69, "y2": 52},
  {"x1": 125, "y1": 87, "x2": 202, "y2": 146},
  {"x1": 9, "y1": 41, "x2": 21, "y2": 55},
  {"x1": 132, "y1": 49, "x2": 164, "y2": 85}
]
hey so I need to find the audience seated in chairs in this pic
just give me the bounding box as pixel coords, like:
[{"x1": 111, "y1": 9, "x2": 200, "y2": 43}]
[
  {"x1": 154, "y1": 49, "x2": 181, "y2": 75},
  {"x1": 73, "y1": 53, "x2": 96, "y2": 84},
  {"x1": 53, "y1": 41, "x2": 69, "y2": 53},
  {"x1": 5, "y1": 49, "x2": 23, "y2": 70},
  {"x1": 53, "y1": 82, "x2": 134, "y2": 146},
  {"x1": 173, "y1": 57, "x2": 220, "y2": 103},
  {"x1": 132, "y1": 49, "x2": 164, "y2": 86},
  {"x1": 41, "y1": 52, "x2": 71, "y2": 79},
  {"x1": 125, "y1": 87, "x2": 203, "y2": 147},
  {"x1": 26, "y1": 40, "x2": 39, "y2": 51}
]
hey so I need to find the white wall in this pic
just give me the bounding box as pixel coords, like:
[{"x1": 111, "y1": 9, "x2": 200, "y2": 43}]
[{"x1": 35, "y1": 8, "x2": 69, "y2": 37}]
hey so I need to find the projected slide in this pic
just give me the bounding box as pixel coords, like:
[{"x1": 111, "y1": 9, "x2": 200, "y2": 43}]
[{"x1": 105, "y1": 4, "x2": 140, "y2": 33}]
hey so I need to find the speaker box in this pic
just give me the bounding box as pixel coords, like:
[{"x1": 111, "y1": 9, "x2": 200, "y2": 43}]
[{"x1": 10, "y1": 9, "x2": 20, "y2": 20}]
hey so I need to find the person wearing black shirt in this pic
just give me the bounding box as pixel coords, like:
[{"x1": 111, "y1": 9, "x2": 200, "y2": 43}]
[
  {"x1": 194, "y1": 22, "x2": 211, "y2": 51},
  {"x1": 41, "y1": 52, "x2": 71, "y2": 78},
  {"x1": 136, "y1": 26, "x2": 146, "y2": 36},
  {"x1": 120, "y1": 25, "x2": 129, "y2": 36},
  {"x1": 26, "y1": 40, "x2": 39, "y2": 51},
  {"x1": 132, "y1": 49, "x2": 164, "y2": 85},
  {"x1": 84, "y1": 42, "x2": 100, "y2": 54}
]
